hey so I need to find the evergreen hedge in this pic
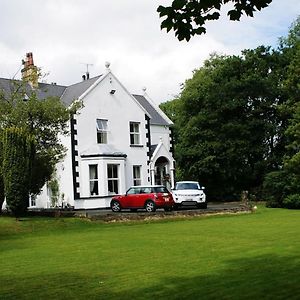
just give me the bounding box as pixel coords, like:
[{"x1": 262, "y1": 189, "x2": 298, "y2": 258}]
[
  {"x1": 2, "y1": 127, "x2": 35, "y2": 217},
  {"x1": 0, "y1": 131, "x2": 4, "y2": 213}
]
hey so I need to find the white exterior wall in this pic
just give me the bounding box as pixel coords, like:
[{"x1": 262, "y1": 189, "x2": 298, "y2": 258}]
[
  {"x1": 56, "y1": 129, "x2": 74, "y2": 206},
  {"x1": 74, "y1": 72, "x2": 149, "y2": 208},
  {"x1": 32, "y1": 71, "x2": 174, "y2": 210},
  {"x1": 150, "y1": 124, "x2": 171, "y2": 151},
  {"x1": 34, "y1": 125, "x2": 74, "y2": 208}
]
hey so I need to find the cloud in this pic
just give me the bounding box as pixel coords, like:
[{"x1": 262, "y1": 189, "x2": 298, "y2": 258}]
[{"x1": 0, "y1": 0, "x2": 299, "y2": 104}]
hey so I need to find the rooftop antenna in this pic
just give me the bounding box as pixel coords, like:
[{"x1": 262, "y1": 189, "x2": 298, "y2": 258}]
[{"x1": 80, "y1": 63, "x2": 93, "y2": 80}]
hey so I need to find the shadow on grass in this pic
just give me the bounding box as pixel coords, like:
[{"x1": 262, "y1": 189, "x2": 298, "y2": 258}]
[{"x1": 1, "y1": 254, "x2": 299, "y2": 299}]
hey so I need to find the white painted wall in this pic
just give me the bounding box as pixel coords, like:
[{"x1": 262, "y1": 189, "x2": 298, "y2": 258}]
[
  {"x1": 150, "y1": 124, "x2": 171, "y2": 151},
  {"x1": 34, "y1": 71, "x2": 174, "y2": 210},
  {"x1": 55, "y1": 127, "x2": 74, "y2": 206},
  {"x1": 73, "y1": 72, "x2": 150, "y2": 208},
  {"x1": 35, "y1": 126, "x2": 74, "y2": 208}
]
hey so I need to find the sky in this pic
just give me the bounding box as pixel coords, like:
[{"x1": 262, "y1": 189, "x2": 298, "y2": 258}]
[{"x1": 0, "y1": 0, "x2": 299, "y2": 104}]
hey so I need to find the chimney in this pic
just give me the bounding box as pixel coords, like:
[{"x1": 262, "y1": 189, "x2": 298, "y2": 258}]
[{"x1": 21, "y1": 52, "x2": 39, "y2": 89}]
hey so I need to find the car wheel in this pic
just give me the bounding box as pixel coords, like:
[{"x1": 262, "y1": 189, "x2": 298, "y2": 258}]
[
  {"x1": 111, "y1": 200, "x2": 121, "y2": 212},
  {"x1": 145, "y1": 200, "x2": 156, "y2": 212}
]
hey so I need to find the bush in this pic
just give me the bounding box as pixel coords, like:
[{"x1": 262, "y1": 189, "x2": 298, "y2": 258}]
[
  {"x1": 263, "y1": 171, "x2": 291, "y2": 207},
  {"x1": 283, "y1": 194, "x2": 300, "y2": 209},
  {"x1": 2, "y1": 127, "x2": 35, "y2": 217}
]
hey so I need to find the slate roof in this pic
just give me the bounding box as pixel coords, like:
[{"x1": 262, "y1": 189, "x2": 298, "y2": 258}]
[
  {"x1": 0, "y1": 77, "x2": 67, "y2": 99},
  {"x1": 132, "y1": 94, "x2": 170, "y2": 126},
  {"x1": 80, "y1": 144, "x2": 127, "y2": 158},
  {"x1": 0, "y1": 76, "x2": 101, "y2": 106},
  {"x1": 0, "y1": 76, "x2": 171, "y2": 127},
  {"x1": 61, "y1": 75, "x2": 101, "y2": 106}
]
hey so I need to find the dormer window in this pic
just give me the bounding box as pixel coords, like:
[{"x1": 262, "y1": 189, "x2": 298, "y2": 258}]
[
  {"x1": 96, "y1": 119, "x2": 108, "y2": 144},
  {"x1": 130, "y1": 122, "x2": 140, "y2": 146}
]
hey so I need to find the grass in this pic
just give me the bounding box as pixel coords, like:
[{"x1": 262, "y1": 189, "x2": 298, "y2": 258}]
[{"x1": 0, "y1": 206, "x2": 300, "y2": 299}]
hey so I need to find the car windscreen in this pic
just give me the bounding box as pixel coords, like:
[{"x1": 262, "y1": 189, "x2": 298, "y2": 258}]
[
  {"x1": 153, "y1": 186, "x2": 169, "y2": 193},
  {"x1": 176, "y1": 182, "x2": 199, "y2": 190}
]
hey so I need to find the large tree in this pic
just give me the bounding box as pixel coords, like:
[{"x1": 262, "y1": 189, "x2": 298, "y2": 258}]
[
  {"x1": 263, "y1": 18, "x2": 300, "y2": 208},
  {"x1": 160, "y1": 17, "x2": 299, "y2": 201},
  {"x1": 0, "y1": 80, "x2": 81, "y2": 213},
  {"x1": 158, "y1": 0, "x2": 272, "y2": 41},
  {"x1": 0, "y1": 133, "x2": 4, "y2": 212},
  {"x1": 161, "y1": 46, "x2": 290, "y2": 199}
]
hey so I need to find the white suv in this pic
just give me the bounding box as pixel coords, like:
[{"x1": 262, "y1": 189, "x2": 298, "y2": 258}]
[{"x1": 172, "y1": 181, "x2": 207, "y2": 209}]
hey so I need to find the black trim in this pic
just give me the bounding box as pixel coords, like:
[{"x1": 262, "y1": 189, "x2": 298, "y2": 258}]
[
  {"x1": 130, "y1": 144, "x2": 143, "y2": 148},
  {"x1": 145, "y1": 114, "x2": 152, "y2": 162},
  {"x1": 70, "y1": 116, "x2": 80, "y2": 199},
  {"x1": 170, "y1": 127, "x2": 175, "y2": 157},
  {"x1": 81, "y1": 153, "x2": 127, "y2": 158}
]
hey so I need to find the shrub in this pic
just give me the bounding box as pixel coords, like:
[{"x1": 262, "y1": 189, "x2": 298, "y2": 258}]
[
  {"x1": 0, "y1": 131, "x2": 4, "y2": 213},
  {"x1": 263, "y1": 170, "x2": 296, "y2": 208},
  {"x1": 283, "y1": 194, "x2": 300, "y2": 209},
  {"x1": 2, "y1": 127, "x2": 35, "y2": 217}
]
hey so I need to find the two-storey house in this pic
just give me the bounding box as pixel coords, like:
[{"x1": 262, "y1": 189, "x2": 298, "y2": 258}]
[{"x1": 0, "y1": 53, "x2": 175, "y2": 209}]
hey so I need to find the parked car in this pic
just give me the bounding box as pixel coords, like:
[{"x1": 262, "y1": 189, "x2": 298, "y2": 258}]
[
  {"x1": 172, "y1": 181, "x2": 207, "y2": 209},
  {"x1": 110, "y1": 185, "x2": 175, "y2": 212}
]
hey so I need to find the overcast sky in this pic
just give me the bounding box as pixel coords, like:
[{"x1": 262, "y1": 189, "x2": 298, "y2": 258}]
[{"x1": 0, "y1": 0, "x2": 299, "y2": 104}]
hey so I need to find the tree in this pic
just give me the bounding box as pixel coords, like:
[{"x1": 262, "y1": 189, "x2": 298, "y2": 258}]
[
  {"x1": 263, "y1": 17, "x2": 300, "y2": 208},
  {"x1": 2, "y1": 127, "x2": 34, "y2": 217},
  {"x1": 161, "y1": 46, "x2": 290, "y2": 199},
  {"x1": 0, "y1": 132, "x2": 4, "y2": 212},
  {"x1": 158, "y1": 0, "x2": 272, "y2": 41},
  {"x1": 0, "y1": 79, "x2": 82, "y2": 212}
]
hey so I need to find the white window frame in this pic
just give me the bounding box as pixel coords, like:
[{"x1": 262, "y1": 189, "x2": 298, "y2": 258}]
[
  {"x1": 107, "y1": 164, "x2": 119, "y2": 195},
  {"x1": 129, "y1": 122, "x2": 140, "y2": 145},
  {"x1": 133, "y1": 165, "x2": 142, "y2": 186},
  {"x1": 89, "y1": 164, "x2": 99, "y2": 196},
  {"x1": 96, "y1": 119, "x2": 108, "y2": 144}
]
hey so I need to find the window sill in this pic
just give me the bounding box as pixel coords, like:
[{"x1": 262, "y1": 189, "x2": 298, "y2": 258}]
[{"x1": 130, "y1": 144, "x2": 144, "y2": 148}]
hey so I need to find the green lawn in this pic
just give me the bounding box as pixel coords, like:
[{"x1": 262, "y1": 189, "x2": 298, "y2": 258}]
[{"x1": 0, "y1": 206, "x2": 300, "y2": 300}]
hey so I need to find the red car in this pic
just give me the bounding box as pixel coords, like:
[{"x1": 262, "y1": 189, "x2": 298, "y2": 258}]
[{"x1": 110, "y1": 185, "x2": 174, "y2": 212}]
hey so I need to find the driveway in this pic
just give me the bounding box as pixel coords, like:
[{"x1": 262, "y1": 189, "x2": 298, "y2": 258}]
[{"x1": 75, "y1": 202, "x2": 249, "y2": 220}]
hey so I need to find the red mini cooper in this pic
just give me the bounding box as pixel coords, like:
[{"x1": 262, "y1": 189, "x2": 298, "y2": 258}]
[{"x1": 110, "y1": 185, "x2": 174, "y2": 212}]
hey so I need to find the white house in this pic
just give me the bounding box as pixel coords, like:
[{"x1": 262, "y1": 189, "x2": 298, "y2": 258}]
[{"x1": 0, "y1": 53, "x2": 175, "y2": 210}]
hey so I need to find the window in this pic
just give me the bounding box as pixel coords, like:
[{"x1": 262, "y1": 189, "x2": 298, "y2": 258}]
[
  {"x1": 96, "y1": 119, "x2": 108, "y2": 144},
  {"x1": 127, "y1": 187, "x2": 140, "y2": 195},
  {"x1": 133, "y1": 165, "x2": 141, "y2": 186},
  {"x1": 130, "y1": 122, "x2": 140, "y2": 145},
  {"x1": 107, "y1": 164, "x2": 119, "y2": 194},
  {"x1": 89, "y1": 165, "x2": 99, "y2": 196}
]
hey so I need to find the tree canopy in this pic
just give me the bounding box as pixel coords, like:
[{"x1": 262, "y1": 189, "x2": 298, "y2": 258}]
[
  {"x1": 158, "y1": 0, "x2": 272, "y2": 41},
  {"x1": 0, "y1": 79, "x2": 82, "y2": 214},
  {"x1": 160, "y1": 17, "x2": 300, "y2": 203}
]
